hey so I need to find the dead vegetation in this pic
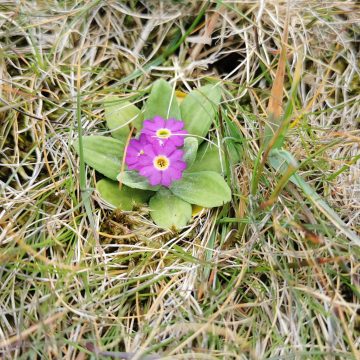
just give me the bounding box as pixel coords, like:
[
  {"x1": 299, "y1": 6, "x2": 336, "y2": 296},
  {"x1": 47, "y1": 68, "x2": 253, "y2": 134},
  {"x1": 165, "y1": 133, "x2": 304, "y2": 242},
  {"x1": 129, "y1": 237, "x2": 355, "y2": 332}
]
[{"x1": 0, "y1": 1, "x2": 359, "y2": 359}]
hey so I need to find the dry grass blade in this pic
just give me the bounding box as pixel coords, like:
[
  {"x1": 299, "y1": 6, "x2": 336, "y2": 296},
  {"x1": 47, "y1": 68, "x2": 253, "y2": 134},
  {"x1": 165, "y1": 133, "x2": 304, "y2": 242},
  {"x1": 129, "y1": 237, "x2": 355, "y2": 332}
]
[
  {"x1": 0, "y1": 312, "x2": 67, "y2": 349},
  {"x1": 264, "y1": 8, "x2": 289, "y2": 141},
  {"x1": 0, "y1": 1, "x2": 359, "y2": 359}
]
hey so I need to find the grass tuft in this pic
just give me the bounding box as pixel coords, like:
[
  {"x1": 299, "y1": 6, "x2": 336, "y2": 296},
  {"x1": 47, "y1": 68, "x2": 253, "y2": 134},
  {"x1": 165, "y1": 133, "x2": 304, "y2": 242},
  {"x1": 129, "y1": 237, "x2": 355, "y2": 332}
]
[{"x1": 0, "y1": 1, "x2": 359, "y2": 359}]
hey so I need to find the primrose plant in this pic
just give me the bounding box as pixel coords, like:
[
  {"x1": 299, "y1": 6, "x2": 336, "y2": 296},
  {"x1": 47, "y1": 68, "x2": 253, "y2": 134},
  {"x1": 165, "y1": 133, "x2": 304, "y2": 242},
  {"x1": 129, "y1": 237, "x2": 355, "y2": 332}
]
[{"x1": 74, "y1": 79, "x2": 236, "y2": 229}]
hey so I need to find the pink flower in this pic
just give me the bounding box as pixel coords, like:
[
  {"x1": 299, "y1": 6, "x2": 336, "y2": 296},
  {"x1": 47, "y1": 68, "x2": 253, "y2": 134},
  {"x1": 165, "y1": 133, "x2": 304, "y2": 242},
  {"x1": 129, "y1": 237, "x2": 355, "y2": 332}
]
[
  {"x1": 142, "y1": 116, "x2": 187, "y2": 147},
  {"x1": 125, "y1": 134, "x2": 149, "y2": 170},
  {"x1": 138, "y1": 142, "x2": 187, "y2": 187}
]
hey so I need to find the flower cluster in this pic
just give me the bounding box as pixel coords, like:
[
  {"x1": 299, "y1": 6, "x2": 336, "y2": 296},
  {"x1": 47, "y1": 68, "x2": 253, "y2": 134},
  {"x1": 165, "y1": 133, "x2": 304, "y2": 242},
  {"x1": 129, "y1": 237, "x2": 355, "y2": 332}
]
[{"x1": 125, "y1": 116, "x2": 187, "y2": 187}]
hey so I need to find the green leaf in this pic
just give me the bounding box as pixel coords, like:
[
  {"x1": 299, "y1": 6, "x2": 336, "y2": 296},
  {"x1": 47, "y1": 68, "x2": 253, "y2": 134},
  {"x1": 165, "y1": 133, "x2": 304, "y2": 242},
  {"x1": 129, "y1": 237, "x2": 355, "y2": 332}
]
[
  {"x1": 117, "y1": 171, "x2": 160, "y2": 191},
  {"x1": 170, "y1": 171, "x2": 231, "y2": 207},
  {"x1": 149, "y1": 189, "x2": 192, "y2": 229},
  {"x1": 180, "y1": 84, "x2": 221, "y2": 141},
  {"x1": 183, "y1": 137, "x2": 198, "y2": 168},
  {"x1": 96, "y1": 178, "x2": 151, "y2": 210},
  {"x1": 73, "y1": 136, "x2": 124, "y2": 180},
  {"x1": 269, "y1": 149, "x2": 360, "y2": 247},
  {"x1": 188, "y1": 141, "x2": 241, "y2": 174},
  {"x1": 104, "y1": 97, "x2": 143, "y2": 138},
  {"x1": 143, "y1": 79, "x2": 181, "y2": 120},
  {"x1": 188, "y1": 142, "x2": 223, "y2": 173}
]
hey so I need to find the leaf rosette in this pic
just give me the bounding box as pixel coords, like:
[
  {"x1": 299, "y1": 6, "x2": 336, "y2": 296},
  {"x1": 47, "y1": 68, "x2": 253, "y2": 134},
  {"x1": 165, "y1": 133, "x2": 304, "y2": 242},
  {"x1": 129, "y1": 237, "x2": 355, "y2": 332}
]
[{"x1": 73, "y1": 79, "x2": 239, "y2": 229}]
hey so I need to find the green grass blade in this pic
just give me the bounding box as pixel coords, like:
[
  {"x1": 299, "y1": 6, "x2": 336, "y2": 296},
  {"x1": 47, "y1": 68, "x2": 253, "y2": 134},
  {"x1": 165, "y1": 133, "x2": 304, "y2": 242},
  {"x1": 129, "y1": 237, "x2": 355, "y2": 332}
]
[{"x1": 269, "y1": 149, "x2": 360, "y2": 246}]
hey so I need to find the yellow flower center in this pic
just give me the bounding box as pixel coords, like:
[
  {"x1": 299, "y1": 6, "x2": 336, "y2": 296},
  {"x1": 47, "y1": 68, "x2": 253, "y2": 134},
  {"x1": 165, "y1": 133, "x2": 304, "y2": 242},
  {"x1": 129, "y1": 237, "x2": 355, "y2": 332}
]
[
  {"x1": 153, "y1": 155, "x2": 170, "y2": 171},
  {"x1": 156, "y1": 128, "x2": 171, "y2": 139}
]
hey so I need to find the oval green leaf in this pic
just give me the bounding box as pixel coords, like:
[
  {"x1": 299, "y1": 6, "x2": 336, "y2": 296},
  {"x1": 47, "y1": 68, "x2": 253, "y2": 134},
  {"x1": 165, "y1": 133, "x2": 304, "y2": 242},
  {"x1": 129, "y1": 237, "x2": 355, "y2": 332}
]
[
  {"x1": 170, "y1": 171, "x2": 231, "y2": 207},
  {"x1": 73, "y1": 136, "x2": 124, "y2": 180},
  {"x1": 188, "y1": 141, "x2": 241, "y2": 174},
  {"x1": 180, "y1": 84, "x2": 221, "y2": 141},
  {"x1": 96, "y1": 178, "x2": 151, "y2": 210},
  {"x1": 183, "y1": 137, "x2": 198, "y2": 168},
  {"x1": 143, "y1": 79, "x2": 181, "y2": 120},
  {"x1": 149, "y1": 189, "x2": 192, "y2": 230},
  {"x1": 117, "y1": 170, "x2": 160, "y2": 191},
  {"x1": 104, "y1": 96, "x2": 143, "y2": 138},
  {"x1": 188, "y1": 142, "x2": 223, "y2": 173}
]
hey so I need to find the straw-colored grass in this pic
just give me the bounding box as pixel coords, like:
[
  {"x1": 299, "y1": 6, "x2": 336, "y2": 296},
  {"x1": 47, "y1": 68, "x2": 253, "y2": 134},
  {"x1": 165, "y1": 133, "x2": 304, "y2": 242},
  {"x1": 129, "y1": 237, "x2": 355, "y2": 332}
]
[{"x1": 0, "y1": 1, "x2": 359, "y2": 359}]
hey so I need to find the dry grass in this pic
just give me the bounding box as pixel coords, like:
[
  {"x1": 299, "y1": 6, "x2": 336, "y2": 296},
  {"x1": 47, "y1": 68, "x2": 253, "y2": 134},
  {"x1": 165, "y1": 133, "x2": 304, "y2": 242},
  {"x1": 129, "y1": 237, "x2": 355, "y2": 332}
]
[{"x1": 0, "y1": 1, "x2": 359, "y2": 359}]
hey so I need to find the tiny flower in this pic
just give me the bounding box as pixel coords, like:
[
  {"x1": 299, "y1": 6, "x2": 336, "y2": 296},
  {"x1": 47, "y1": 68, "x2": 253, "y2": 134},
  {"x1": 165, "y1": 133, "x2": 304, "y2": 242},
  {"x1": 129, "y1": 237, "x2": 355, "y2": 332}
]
[
  {"x1": 142, "y1": 116, "x2": 187, "y2": 147},
  {"x1": 125, "y1": 134, "x2": 149, "y2": 170},
  {"x1": 138, "y1": 142, "x2": 187, "y2": 187}
]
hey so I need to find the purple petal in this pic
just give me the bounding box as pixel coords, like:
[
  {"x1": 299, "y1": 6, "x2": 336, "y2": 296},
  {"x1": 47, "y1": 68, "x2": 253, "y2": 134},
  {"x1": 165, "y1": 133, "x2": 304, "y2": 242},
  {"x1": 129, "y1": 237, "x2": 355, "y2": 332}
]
[
  {"x1": 139, "y1": 165, "x2": 155, "y2": 177},
  {"x1": 125, "y1": 154, "x2": 137, "y2": 163},
  {"x1": 141, "y1": 128, "x2": 150, "y2": 135},
  {"x1": 140, "y1": 134, "x2": 154, "y2": 144},
  {"x1": 172, "y1": 160, "x2": 187, "y2": 171},
  {"x1": 126, "y1": 154, "x2": 138, "y2": 167},
  {"x1": 139, "y1": 134, "x2": 150, "y2": 145},
  {"x1": 143, "y1": 144, "x2": 157, "y2": 158},
  {"x1": 127, "y1": 147, "x2": 140, "y2": 156},
  {"x1": 169, "y1": 168, "x2": 183, "y2": 180},
  {"x1": 128, "y1": 139, "x2": 142, "y2": 151},
  {"x1": 176, "y1": 129, "x2": 188, "y2": 136},
  {"x1": 171, "y1": 136, "x2": 185, "y2": 146},
  {"x1": 153, "y1": 116, "x2": 165, "y2": 127},
  {"x1": 143, "y1": 121, "x2": 158, "y2": 132},
  {"x1": 160, "y1": 172, "x2": 172, "y2": 187},
  {"x1": 149, "y1": 171, "x2": 161, "y2": 186},
  {"x1": 158, "y1": 142, "x2": 178, "y2": 156},
  {"x1": 148, "y1": 142, "x2": 167, "y2": 156},
  {"x1": 166, "y1": 119, "x2": 184, "y2": 131},
  {"x1": 127, "y1": 163, "x2": 139, "y2": 170},
  {"x1": 127, "y1": 153, "x2": 149, "y2": 169},
  {"x1": 168, "y1": 149, "x2": 184, "y2": 161}
]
